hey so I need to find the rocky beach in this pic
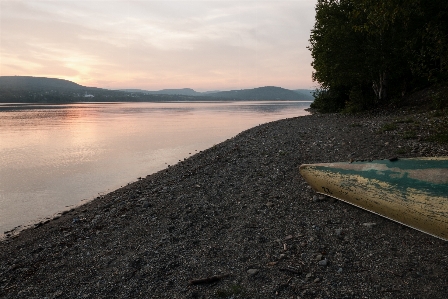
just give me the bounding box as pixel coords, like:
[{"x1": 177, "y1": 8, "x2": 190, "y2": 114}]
[{"x1": 1, "y1": 107, "x2": 447, "y2": 298}]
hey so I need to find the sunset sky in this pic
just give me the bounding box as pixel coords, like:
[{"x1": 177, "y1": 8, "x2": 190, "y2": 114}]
[{"x1": 0, "y1": 0, "x2": 316, "y2": 91}]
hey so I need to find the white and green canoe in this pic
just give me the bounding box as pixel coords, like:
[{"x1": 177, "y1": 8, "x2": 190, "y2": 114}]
[{"x1": 299, "y1": 157, "x2": 448, "y2": 240}]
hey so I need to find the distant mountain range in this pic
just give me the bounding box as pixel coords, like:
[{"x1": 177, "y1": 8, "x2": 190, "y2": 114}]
[
  {"x1": 207, "y1": 86, "x2": 313, "y2": 101},
  {"x1": 120, "y1": 88, "x2": 203, "y2": 96},
  {"x1": 0, "y1": 76, "x2": 314, "y2": 103},
  {"x1": 119, "y1": 86, "x2": 314, "y2": 101}
]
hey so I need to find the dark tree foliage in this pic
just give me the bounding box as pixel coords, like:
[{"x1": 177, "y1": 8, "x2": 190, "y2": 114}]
[{"x1": 309, "y1": 0, "x2": 448, "y2": 112}]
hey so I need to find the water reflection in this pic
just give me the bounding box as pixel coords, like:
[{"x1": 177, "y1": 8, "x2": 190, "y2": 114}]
[{"x1": 0, "y1": 101, "x2": 310, "y2": 236}]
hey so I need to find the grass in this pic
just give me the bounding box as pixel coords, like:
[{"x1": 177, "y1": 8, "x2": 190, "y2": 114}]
[
  {"x1": 424, "y1": 118, "x2": 448, "y2": 143},
  {"x1": 431, "y1": 90, "x2": 448, "y2": 110},
  {"x1": 427, "y1": 132, "x2": 448, "y2": 143},
  {"x1": 402, "y1": 130, "x2": 417, "y2": 139},
  {"x1": 430, "y1": 110, "x2": 447, "y2": 117},
  {"x1": 394, "y1": 117, "x2": 415, "y2": 124},
  {"x1": 379, "y1": 123, "x2": 398, "y2": 132},
  {"x1": 396, "y1": 148, "x2": 407, "y2": 155}
]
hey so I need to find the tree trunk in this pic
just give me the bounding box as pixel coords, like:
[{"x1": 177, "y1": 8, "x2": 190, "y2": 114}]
[{"x1": 372, "y1": 71, "x2": 388, "y2": 104}]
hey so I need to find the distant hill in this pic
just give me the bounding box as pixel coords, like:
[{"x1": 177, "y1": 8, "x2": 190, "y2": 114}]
[
  {"x1": 201, "y1": 90, "x2": 221, "y2": 94},
  {"x1": 0, "y1": 76, "x2": 211, "y2": 103},
  {"x1": 293, "y1": 89, "x2": 315, "y2": 101},
  {"x1": 0, "y1": 76, "x2": 315, "y2": 103},
  {"x1": 0, "y1": 76, "x2": 129, "y2": 103},
  {"x1": 119, "y1": 86, "x2": 313, "y2": 101},
  {"x1": 119, "y1": 88, "x2": 202, "y2": 96},
  {"x1": 206, "y1": 86, "x2": 309, "y2": 100},
  {"x1": 0, "y1": 76, "x2": 89, "y2": 91}
]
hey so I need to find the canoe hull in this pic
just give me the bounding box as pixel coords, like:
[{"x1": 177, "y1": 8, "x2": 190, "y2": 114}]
[{"x1": 299, "y1": 157, "x2": 448, "y2": 240}]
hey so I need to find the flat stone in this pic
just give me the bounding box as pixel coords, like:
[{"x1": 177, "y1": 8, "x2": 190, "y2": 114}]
[
  {"x1": 318, "y1": 259, "x2": 328, "y2": 266},
  {"x1": 247, "y1": 269, "x2": 259, "y2": 276},
  {"x1": 363, "y1": 222, "x2": 377, "y2": 227}
]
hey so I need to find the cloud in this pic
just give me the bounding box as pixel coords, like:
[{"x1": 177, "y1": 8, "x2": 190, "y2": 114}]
[{"x1": 0, "y1": 0, "x2": 316, "y2": 90}]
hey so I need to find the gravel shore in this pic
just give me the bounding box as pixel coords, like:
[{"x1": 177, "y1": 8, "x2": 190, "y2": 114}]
[{"x1": 1, "y1": 108, "x2": 447, "y2": 298}]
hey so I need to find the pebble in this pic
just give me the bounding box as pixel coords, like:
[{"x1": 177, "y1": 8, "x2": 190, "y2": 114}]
[
  {"x1": 266, "y1": 201, "x2": 274, "y2": 207},
  {"x1": 247, "y1": 269, "x2": 259, "y2": 276},
  {"x1": 284, "y1": 234, "x2": 293, "y2": 240},
  {"x1": 363, "y1": 222, "x2": 377, "y2": 227},
  {"x1": 318, "y1": 259, "x2": 328, "y2": 266},
  {"x1": 2, "y1": 108, "x2": 447, "y2": 298}
]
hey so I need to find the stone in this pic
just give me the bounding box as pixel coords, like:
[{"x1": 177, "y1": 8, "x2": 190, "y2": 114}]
[
  {"x1": 266, "y1": 201, "x2": 274, "y2": 208},
  {"x1": 318, "y1": 259, "x2": 328, "y2": 266},
  {"x1": 363, "y1": 222, "x2": 377, "y2": 227},
  {"x1": 284, "y1": 235, "x2": 293, "y2": 240},
  {"x1": 247, "y1": 269, "x2": 259, "y2": 276},
  {"x1": 329, "y1": 197, "x2": 338, "y2": 203}
]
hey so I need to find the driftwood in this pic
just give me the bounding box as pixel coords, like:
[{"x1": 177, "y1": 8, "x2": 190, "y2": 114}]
[{"x1": 188, "y1": 273, "x2": 230, "y2": 285}]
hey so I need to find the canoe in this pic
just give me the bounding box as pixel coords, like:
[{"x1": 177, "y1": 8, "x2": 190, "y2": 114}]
[{"x1": 299, "y1": 157, "x2": 448, "y2": 240}]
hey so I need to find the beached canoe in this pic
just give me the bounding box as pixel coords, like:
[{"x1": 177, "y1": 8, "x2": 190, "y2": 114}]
[{"x1": 299, "y1": 157, "x2": 448, "y2": 240}]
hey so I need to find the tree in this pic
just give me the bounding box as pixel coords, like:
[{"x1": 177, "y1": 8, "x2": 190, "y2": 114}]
[
  {"x1": 308, "y1": 0, "x2": 448, "y2": 112},
  {"x1": 406, "y1": 1, "x2": 448, "y2": 83}
]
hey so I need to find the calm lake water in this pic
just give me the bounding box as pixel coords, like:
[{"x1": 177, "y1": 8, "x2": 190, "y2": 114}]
[{"x1": 0, "y1": 101, "x2": 310, "y2": 235}]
